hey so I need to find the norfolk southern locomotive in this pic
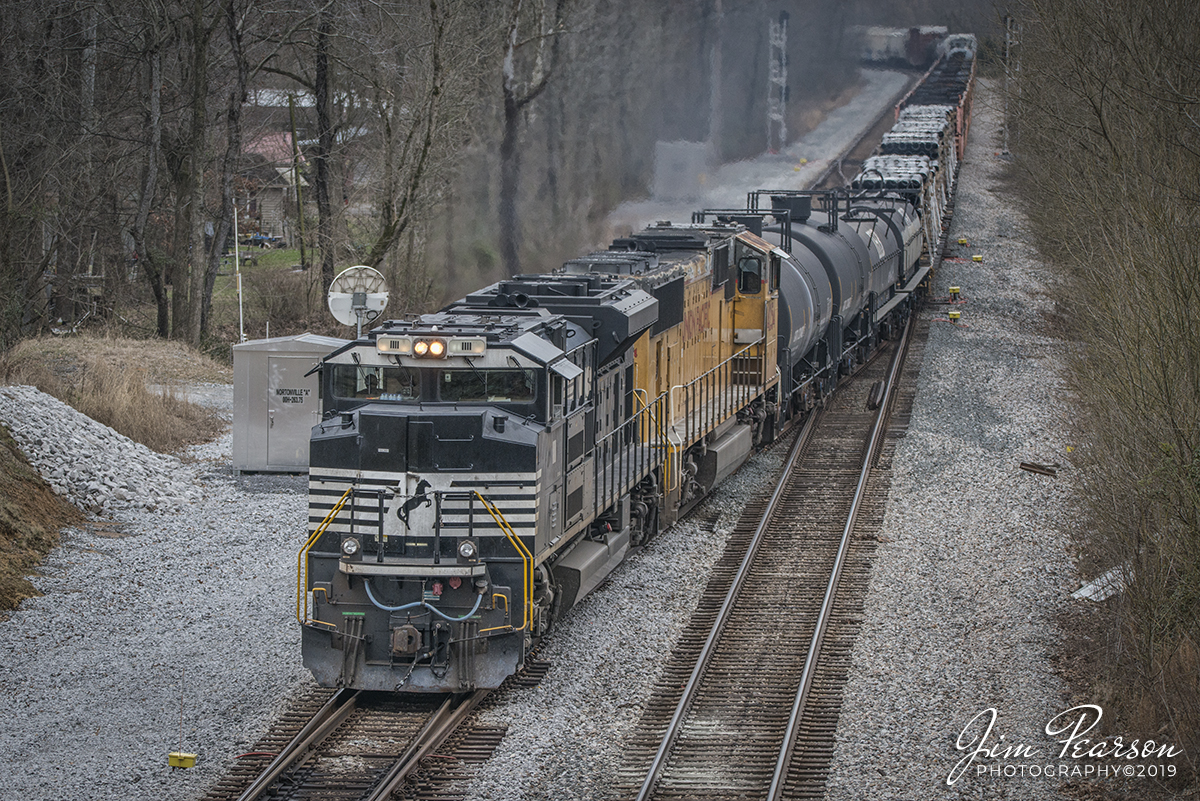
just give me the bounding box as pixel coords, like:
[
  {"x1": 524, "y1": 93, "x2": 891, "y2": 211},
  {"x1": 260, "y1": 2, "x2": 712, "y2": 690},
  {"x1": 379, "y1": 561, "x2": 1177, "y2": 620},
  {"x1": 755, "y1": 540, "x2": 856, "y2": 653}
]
[{"x1": 298, "y1": 41, "x2": 975, "y2": 692}]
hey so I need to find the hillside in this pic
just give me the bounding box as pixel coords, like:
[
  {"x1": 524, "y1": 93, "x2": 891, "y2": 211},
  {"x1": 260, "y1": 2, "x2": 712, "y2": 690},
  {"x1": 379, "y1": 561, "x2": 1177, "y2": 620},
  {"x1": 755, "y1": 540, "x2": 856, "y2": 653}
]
[{"x1": 0, "y1": 424, "x2": 81, "y2": 613}]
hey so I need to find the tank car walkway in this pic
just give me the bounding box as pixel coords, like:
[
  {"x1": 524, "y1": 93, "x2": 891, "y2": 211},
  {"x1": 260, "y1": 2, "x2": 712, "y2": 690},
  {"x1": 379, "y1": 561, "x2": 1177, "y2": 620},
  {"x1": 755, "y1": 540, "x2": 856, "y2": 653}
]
[{"x1": 607, "y1": 69, "x2": 914, "y2": 233}]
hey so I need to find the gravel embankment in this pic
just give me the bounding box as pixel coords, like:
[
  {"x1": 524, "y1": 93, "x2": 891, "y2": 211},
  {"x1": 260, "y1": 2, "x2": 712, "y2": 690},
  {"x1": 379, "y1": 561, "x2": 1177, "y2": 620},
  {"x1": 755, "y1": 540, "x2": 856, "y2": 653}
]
[
  {"x1": 0, "y1": 387, "x2": 316, "y2": 801},
  {"x1": 0, "y1": 386, "x2": 204, "y2": 514},
  {"x1": 823, "y1": 79, "x2": 1077, "y2": 800}
]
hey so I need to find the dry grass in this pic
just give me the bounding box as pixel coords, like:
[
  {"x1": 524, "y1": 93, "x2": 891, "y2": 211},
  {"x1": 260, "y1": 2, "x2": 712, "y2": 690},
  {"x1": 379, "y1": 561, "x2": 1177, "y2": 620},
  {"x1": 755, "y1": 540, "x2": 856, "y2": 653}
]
[
  {"x1": 0, "y1": 424, "x2": 81, "y2": 614},
  {"x1": 1, "y1": 333, "x2": 228, "y2": 454},
  {"x1": 0, "y1": 334, "x2": 228, "y2": 615}
]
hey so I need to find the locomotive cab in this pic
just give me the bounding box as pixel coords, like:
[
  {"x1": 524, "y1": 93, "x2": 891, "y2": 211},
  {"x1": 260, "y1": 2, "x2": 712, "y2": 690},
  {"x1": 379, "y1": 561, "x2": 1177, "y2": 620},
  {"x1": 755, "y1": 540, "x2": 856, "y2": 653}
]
[
  {"x1": 303, "y1": 320, "x2": 572, "y2": 690},
  {"x1": 300, "y1": 280, "x2": 659, "y2": 692}
]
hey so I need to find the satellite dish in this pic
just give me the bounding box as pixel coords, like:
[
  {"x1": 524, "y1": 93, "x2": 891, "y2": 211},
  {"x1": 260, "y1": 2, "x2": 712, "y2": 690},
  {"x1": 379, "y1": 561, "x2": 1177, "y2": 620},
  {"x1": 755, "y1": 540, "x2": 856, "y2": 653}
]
[{"x1": 328, "y1": 265, "x2": 389, "y2": 337}]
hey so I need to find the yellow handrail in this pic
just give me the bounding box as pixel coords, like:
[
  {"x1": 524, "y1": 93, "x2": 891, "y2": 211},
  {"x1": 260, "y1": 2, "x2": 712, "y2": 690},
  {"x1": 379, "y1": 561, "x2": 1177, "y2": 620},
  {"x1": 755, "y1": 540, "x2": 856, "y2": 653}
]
[
  {"x1": 296, "y1": 486, "x2": 354, "y2": 626},
  {"x1": 474, "y1": 491, "x2": 532, "y2": 632}
]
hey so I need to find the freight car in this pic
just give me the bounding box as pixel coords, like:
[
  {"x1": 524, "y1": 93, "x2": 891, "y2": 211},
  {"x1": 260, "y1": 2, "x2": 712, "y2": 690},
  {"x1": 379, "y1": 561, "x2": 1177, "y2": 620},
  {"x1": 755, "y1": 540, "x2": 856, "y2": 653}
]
[
  {"x1": 296, "y1": 39, "x2": 974, "y2": 693},
  {"x1": 895, "y1": 33, "x2": 977, "y2": 160},
  {"x1": 849, "y1": 25, "x2": 948, "y2": 68}
]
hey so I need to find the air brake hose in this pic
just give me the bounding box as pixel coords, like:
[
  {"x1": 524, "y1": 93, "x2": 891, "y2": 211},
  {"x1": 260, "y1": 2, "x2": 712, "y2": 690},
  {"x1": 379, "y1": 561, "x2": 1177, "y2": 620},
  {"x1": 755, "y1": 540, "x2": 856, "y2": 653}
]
[{"x1": 363, "y1": 579, "x2": 484, "y2": 621}]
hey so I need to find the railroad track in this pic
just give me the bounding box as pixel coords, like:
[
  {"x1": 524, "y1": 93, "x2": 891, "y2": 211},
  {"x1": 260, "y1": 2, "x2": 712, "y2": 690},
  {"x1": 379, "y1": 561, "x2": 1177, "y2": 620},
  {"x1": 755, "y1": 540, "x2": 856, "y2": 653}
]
[
  {"x1": 620, "y1": 316, "x2": 927, "y2": 801},
  {"x1": 202, "y1": 688, "x2": 490, "y2": 801}
]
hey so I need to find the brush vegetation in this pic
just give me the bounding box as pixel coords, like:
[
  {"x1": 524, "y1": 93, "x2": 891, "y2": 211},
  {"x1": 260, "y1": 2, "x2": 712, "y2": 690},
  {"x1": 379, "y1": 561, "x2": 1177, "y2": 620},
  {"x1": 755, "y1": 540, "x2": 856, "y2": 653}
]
[
  {"x1": 0, "y1": 424, "x2": 82, "y2": 615},
  {"x1": 1010, "y1": 0, "x2": 1199, "y2": 784}
]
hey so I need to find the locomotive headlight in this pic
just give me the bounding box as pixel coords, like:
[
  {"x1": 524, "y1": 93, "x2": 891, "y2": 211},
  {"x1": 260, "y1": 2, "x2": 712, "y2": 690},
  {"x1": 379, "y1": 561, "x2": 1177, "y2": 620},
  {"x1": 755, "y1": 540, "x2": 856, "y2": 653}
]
[
  {"x1": 411, "y1": 338, "x2": 447, "y2": 358},
  {"x1": 457, "y1": 539, "x2": 478, "y2": 560},
  {"x1": 340, "y1": 537, "x2": 361, "y2": 557}
]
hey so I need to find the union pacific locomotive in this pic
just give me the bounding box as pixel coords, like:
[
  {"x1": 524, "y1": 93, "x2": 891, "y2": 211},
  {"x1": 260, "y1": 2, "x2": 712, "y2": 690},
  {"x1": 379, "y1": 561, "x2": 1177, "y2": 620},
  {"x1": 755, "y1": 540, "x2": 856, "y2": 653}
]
[{"x1": 298, "y1": 46, "x2": 973, "y2": 693}]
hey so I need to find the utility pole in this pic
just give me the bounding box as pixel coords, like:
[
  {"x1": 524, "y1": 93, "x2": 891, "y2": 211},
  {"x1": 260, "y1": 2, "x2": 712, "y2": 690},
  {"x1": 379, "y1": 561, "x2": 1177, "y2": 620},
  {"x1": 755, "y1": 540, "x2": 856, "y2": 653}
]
[
  {"x1": 289, "y1": 95, "x2": 308, "y2": 272},
  {"x1": 767, "y1": 11, "x2": 789, "y2": 153}
]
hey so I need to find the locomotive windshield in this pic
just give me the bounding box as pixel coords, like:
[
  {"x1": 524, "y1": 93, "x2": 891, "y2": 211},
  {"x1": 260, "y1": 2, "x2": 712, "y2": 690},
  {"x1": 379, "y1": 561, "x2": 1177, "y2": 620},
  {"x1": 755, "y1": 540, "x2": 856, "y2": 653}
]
[
  {"x1": 330, "y1": 364, "x2": 420, "y2": 401},
  {"x1": 328, "y1": 363, "x2": 539, "y2": 407},
  {"x1": 439, "y1": 368, "x2": 536, "y2": 402}
]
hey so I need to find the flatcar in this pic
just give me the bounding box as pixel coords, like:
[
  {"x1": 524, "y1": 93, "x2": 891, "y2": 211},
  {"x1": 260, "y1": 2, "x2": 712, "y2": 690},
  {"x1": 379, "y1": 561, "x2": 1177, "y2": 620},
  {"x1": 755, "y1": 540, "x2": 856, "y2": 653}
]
[{"x1": 297, "y1": 40, "x2": 974, "y2": 693}]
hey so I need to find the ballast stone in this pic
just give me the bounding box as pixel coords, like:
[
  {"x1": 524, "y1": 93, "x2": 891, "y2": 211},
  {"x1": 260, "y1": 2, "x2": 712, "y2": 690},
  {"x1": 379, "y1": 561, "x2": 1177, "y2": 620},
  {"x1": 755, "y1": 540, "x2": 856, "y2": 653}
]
[{"x1": 0, "y1": 385, "x2": 204, "y2": 514}]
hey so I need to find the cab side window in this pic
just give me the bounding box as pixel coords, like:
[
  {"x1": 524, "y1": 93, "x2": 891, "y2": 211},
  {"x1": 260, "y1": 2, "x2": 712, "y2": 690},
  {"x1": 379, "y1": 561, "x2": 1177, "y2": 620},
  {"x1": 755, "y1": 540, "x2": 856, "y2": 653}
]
[{"x1": 738, "y1": 256, "x2": 762, "y2": 294}]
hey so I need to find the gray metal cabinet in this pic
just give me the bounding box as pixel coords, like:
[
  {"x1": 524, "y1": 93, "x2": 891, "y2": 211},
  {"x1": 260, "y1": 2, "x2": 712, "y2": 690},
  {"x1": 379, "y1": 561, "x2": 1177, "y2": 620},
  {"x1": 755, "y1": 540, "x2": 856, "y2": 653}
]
[{"x1": 232, "y1": 333, "x2": 347, "y2": 472}]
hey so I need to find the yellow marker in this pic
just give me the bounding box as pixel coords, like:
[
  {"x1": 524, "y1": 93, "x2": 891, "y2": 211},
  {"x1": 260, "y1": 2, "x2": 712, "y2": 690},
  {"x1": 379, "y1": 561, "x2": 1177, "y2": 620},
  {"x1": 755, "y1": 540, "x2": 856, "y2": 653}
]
[
  {"x1": 972, "y1": 254, "x2": 983, "y2": 262},
  {"x1": 948, "y1": 311, "x2": 961, "y2": 321},
  {"x1": 949, "y1": 286, "x2": 961, "y2": 297},
  {"x1": 800, "y1": 158, "x2": 808, "y2": 165},
  {"x1": 169, "y1": 752, "x2": 197, "y2": 768},
  {"x1": 1067, "y1": 446, "x2": 1074, "y2": 453},
  {"x1": 958, "y1": 238, "x2": 968, "y2": 245}
]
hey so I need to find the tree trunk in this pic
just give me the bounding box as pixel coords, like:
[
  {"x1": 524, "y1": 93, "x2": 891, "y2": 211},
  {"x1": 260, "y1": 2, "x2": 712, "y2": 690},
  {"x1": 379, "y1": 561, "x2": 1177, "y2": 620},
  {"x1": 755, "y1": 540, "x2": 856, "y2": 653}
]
[
  {"x1": 499, "y1": 89, "x2": 521, "y2": 276},
  {"x1": 360, "y1": 0, "x2": 446, "y2": 270},
  {"x1": 131, "y1": 44, "x2": 168, "y2": 337},
  {"x1": 201, "y1": 0, "x2": 249, "y2": 341},
  {"x1": 314, "y1": 2, "x2": 336, "y2": 290},
  {"x1": 169, "y1": 0, "x2": 213, "y2": 344},
  {"x1": 497, "y1": 0, "x2": 564, "y2": 278},
  {"x1": 169, "y1": 174, "x2": 192, "y2": 339}
]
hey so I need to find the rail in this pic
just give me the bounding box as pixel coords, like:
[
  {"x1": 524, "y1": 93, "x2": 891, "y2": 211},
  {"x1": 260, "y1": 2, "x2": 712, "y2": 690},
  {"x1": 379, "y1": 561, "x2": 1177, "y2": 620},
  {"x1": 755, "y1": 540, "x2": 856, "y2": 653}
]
[
  {"x1": 229, "y1": 689, "x2": 487, "y2": 801},
  {"x1": 633, "y1": 412, "x2": 816, "y2": 801},
  {"x1": 633, "y1": 317, "x2": 913, "y2": 801},
  {"x1": 234, "y1": 688, "x2": 360, "y2": 801},
  {"x1": 365, "y1": 690, "x2": 491, "y2": 801},
  {"x1": 766, "y1": 314, "x2": 912, "y2": 798}
]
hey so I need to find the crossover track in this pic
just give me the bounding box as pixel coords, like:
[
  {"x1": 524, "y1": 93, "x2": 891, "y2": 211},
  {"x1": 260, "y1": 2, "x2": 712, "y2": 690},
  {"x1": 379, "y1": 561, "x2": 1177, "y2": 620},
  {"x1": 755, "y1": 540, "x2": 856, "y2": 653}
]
[
  {"x1": 622, "y1": 316, "x2": 921, "y2": 801},
  {"x1": 203, "y1": 688, "x2": 488, "y2": 801}
]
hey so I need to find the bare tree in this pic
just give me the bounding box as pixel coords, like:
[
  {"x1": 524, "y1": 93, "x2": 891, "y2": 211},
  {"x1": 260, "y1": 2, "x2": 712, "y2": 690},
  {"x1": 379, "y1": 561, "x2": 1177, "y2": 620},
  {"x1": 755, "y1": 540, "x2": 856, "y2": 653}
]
[
  {"x1": 498, "y1": 0, "x2": 566, "y2": 276},
  {"x1": 1010, "y1": 0, "x2": 1200, "y2": 779}
]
